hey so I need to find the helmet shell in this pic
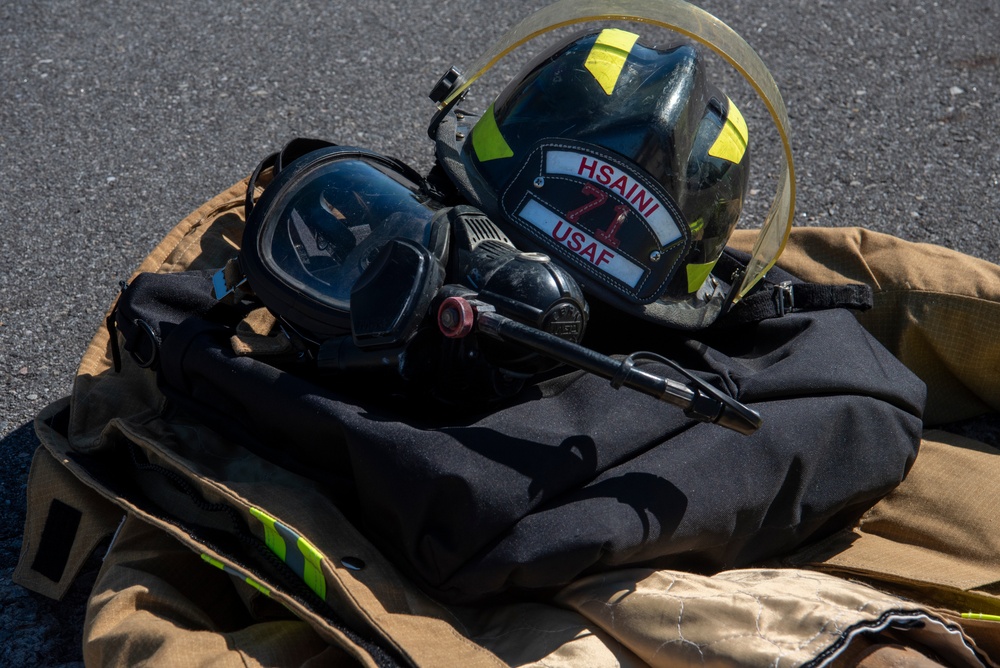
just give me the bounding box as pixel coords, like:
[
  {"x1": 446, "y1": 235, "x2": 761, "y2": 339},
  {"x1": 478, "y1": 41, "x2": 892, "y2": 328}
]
[{"x1": 435, "y1": 29, "x2": 751, "y2": 328}]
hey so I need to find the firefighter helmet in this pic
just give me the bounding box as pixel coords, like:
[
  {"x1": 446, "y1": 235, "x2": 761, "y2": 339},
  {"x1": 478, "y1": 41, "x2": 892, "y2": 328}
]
[{"x1": 430, "y1": 0, "x2": 795, "y2": 328}]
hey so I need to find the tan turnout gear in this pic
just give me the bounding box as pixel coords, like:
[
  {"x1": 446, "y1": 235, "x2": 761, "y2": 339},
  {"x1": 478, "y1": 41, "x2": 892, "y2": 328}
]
[{"x1": 15, "y1": 179, "x2": 1000, "y2": 667}]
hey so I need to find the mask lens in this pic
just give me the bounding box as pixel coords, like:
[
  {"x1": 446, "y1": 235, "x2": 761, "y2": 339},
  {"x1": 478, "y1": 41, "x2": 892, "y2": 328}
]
[{"x1": 259, "y1": 156, "x2": 443, "y2": 315}]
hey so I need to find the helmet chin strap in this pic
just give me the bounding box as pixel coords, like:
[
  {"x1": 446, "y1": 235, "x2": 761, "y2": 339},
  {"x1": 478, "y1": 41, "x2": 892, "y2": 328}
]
[{"x1": 431, "y1": 0, "x2": 795, "y2": 304}]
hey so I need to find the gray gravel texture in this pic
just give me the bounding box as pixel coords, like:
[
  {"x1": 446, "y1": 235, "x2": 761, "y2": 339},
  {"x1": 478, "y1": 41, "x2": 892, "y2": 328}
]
[{"x1": 2, "y1": 0, "x2": 998, "y2": 665}]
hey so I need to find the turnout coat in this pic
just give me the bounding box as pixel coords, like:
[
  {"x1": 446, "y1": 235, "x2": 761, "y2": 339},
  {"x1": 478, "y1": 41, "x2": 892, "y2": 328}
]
[{"x1": 14, "y1": 178, "x2": 1000, "y2": 666}]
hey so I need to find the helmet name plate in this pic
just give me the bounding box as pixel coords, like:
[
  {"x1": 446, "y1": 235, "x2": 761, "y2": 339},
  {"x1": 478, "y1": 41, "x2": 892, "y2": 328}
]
[
  {"x1": 516, "y1": 198, "x2": 644, "y2": 287},
  {"x1": 545, "y1": 151, "x2": 681, "y2": 246},
  {"x1": 501, "y1": 141, "x2": 689, "y2": 304}
]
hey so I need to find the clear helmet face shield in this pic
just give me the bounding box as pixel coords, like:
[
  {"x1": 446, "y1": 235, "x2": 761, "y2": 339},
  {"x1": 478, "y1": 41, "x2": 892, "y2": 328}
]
[
  {"x1": 238, "y1": 146, "x2": 450, "y2": 342},
  {"x1": 429, "y1": 0, "x2": 795, "y2": 328}
]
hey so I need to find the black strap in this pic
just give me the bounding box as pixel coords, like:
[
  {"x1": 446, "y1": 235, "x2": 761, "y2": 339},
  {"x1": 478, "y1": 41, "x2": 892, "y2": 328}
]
[
  {"x1": 245, "y1": 138, "x2": 341, "y2": 220},
  {"x1": 723, "y1": 281, "x2": 874, "y2": 326},
  {"x1": 244, "y1": 151, "x2": 279, "y2": 221},
  {"x1": 712, "y1": 249, "x2": 874, "y2": 326}
]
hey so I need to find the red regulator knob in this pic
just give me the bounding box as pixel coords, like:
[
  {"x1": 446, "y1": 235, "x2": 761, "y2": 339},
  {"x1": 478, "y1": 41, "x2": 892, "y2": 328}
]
[{"x1": 437, "y1": 296, "x2": 475, "y2": 338}]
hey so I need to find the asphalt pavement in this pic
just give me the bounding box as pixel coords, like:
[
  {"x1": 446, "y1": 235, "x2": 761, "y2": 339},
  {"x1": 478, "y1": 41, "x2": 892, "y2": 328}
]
[{"x1": 2, "y1": 0, "x2": 998, "y2": 664}]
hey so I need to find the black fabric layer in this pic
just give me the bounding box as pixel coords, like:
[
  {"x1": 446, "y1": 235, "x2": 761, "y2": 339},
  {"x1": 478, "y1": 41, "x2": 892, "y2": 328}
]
[{"x1": 115, "y1": 268, "x2": 926, "y2": 603}]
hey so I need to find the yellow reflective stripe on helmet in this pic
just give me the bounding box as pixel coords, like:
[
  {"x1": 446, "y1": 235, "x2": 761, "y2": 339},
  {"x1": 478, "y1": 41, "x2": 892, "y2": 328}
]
[
  {"x1": 471, "y1": 103, "x2": 514, "y2": 162},
  {"x1": 709, "y1": 96, "x2": 749, "y2": 164},
  {"x1": 686, "y1": 259, "x2": 718, "y2": 293},
  {"x1": 250, "y1": 507, "x2": 327, "y2": 600},
  {"x1": 585, "y1": 28, "x2": 639, "y2": 95},
  {"x1": 200, "y1": 553, "x2": 271, "y2": 597}
]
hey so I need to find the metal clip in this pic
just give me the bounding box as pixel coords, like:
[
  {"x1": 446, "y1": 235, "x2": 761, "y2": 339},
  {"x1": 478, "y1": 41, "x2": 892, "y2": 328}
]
[
  {"x1": 428, "y1": 66, "x2": 461, "y2": 103},
  {"x1": 213, "y1": 257, "x2": 249, "y2": 305},
  {"x1": 773, "y1": 280, "x2": 795, "y2": 316}
]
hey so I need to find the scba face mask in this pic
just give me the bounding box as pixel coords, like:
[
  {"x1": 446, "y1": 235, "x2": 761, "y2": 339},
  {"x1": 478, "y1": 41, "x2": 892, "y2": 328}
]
[
  {"x1": 216, "y1": 138, "x2": 761, "y2": 433},
  {"x1": 217, "y1": 139, "x2": 592, "y2": 399},
  {"x1": 429, "y1": 0, "x2": 795, "y2": 329},
  {"x1": 229, "y1": 140, "x2": 452, "y2": 343}
]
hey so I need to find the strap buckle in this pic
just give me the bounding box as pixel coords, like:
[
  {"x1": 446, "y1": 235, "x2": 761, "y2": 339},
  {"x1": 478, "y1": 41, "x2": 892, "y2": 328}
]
[
  {"x1": 213, "y1": 258, "x2": 250, "y2": 305},
  {"x1": 773, "y1": 280, "x2": 795, "y2": 316}
]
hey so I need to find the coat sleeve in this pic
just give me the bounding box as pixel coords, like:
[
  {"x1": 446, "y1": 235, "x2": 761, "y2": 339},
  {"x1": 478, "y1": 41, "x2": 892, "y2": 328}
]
[
  {"x1": 83, "y1": 514, "x2": 355, "y2": 668},
  {"x1": 731, "y1": 226, "x2": 1000, "y2": 425}
]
